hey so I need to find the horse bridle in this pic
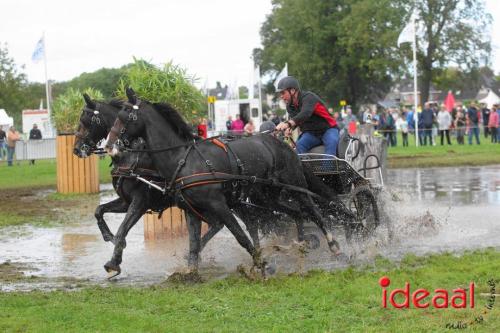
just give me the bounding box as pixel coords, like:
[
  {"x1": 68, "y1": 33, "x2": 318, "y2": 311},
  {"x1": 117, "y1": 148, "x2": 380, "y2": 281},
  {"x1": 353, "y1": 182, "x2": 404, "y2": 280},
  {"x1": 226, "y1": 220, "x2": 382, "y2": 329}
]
[
  {"x1": 75, "y1": 103, "x2": 106, "y2": 153},
  {"x1": 107, "y1": 99, "x2": 141, "y2": 148}
]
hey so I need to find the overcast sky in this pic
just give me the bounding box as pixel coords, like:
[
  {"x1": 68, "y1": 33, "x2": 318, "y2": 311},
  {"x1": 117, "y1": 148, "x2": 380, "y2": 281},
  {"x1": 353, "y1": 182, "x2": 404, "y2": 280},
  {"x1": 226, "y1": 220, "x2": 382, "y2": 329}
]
[{"x1": 1, "y1": 0, "x2": 499, "y2": 89}]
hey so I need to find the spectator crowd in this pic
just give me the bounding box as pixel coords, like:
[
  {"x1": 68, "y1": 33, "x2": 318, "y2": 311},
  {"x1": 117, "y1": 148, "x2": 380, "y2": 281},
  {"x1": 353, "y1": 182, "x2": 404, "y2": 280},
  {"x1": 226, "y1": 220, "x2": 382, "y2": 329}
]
[{"x1": 356, "y1": 102, "x2": 500, "y2": 147}]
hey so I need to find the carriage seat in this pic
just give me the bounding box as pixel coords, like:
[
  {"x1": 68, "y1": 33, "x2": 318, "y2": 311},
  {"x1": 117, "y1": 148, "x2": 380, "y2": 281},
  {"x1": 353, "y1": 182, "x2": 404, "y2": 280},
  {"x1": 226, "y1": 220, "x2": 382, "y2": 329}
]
[{"x1": 305, "y1": 129, "x2": 355, "y2": 161}]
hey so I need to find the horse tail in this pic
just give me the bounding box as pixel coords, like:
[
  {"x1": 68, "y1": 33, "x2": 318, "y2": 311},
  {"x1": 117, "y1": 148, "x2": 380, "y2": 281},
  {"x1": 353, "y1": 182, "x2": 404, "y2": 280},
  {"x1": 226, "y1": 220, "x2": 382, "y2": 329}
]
[
  {"x1": 302, "y1": 164, "x2": 356, "y2": 222},
  {"x1": 302, "y1": 164, "x2": 338, "y2": 203}
]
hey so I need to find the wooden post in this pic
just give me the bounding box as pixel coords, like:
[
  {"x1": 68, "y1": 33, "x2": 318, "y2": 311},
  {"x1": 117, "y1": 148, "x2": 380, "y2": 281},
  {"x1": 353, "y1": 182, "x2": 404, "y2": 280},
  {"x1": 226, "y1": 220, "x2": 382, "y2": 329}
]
[
  {"x1": 56, "y1": 134, "x2": 99, "y2": 193},
  {"x1": 143, "y1": 208, "x2": 208, "y2": 240}
]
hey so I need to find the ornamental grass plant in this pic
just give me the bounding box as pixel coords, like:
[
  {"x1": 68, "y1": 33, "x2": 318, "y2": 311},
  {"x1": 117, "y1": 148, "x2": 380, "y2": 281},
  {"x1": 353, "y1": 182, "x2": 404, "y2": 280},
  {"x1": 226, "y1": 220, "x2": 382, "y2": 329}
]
[
  {"x1": 115, "y1": 58, "x2": 205, "y2": 123},
  {"x1": 51, "y1": 87, "x2": 104, "y2": 134}
]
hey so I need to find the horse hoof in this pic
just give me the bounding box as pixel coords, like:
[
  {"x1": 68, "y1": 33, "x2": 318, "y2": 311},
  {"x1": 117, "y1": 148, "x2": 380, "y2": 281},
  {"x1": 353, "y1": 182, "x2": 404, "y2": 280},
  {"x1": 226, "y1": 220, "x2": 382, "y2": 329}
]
[
  {"x1": 104, "y1": 262, "x2": 121, "y2": 279},
  {"x1": 304, "y1": 234, "x2": 320, "y2": 250},
  {"x1": 106, "y1": 269, "x2": 120, "y2": 279},
  {"x1": 328, "y1": 240, "x2": 341, "y2": 253}
]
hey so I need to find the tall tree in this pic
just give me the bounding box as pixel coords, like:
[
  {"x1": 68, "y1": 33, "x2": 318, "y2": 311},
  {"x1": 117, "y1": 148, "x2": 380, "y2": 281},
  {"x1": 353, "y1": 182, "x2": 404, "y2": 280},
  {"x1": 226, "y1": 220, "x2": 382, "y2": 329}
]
[
  {"x1": 52, "y1": 66, "x2": 128, "y2": 100},
  {"x1": 413, "y1": 0, "x2": 491, "y2": 103},
  {"x1": 433, "y1": 66, "x2": 496, "y2": 95},
  {"x1": 22, "y1": 82, "x2": 46, "y2": 110},
  {"x1": 0, "y1": 43, "x2": 27, "y2": 126},
  {"x1": 255, "y1": 0, "x2": 408, "y2": 107}
]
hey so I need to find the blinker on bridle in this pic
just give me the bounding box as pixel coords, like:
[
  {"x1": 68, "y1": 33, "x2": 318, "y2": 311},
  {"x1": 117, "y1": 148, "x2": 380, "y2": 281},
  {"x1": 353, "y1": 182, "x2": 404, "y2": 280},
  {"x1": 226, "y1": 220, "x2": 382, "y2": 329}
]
[
  {"x1": 107, "y1": 99, "x2": 141, "y2": 149},
  {"x1": 75, "y1": 103, "x2": 105, "y2": 152},
  {"x1": 123, "y1": 99, "x2": 141, "y2": 121}
]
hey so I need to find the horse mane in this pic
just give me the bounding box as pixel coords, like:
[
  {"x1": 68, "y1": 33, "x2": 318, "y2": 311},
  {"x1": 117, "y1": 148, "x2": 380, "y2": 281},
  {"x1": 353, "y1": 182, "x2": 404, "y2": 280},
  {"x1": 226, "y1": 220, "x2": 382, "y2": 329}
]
[
  {"x1": 151, "y1": 101, "x2": 197, "y2": 140},
  {"x1": 108, "y1": 99, "x2": 124, "y2": 108}
]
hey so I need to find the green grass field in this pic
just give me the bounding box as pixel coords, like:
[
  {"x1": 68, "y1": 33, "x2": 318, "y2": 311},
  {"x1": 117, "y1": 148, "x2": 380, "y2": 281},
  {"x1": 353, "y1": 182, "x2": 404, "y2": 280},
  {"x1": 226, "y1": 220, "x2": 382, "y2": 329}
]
[
  {"x1": 0, "y1": 158, "x2": 108, "y2": 227},
  {"x1": 0, "y1": 157, "x2": 112, "y2": 190},
  {"x1": 1, "y1": 249, "x2": 499, "y2": 332},
  {"x1": 385, "y1": 132, "x2": 500, "y2": 168}
]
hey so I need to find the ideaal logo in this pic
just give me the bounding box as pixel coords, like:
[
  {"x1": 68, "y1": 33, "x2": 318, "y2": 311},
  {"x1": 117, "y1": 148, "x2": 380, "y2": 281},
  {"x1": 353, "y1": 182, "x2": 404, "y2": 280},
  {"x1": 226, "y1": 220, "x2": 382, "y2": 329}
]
[
  {"x1": 378, "y1": 276, "x2": 496, "y2": 329},
  {"x1": 379, "y1": 276, "x2": 474, "y2": 309}
]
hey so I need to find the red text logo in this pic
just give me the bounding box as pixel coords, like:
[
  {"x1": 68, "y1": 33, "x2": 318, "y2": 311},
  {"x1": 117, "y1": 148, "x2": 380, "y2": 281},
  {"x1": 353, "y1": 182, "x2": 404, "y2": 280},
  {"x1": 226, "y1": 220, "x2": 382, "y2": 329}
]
[{"x1": 379, "y1": 276, "x2": 475, "y2": 309}]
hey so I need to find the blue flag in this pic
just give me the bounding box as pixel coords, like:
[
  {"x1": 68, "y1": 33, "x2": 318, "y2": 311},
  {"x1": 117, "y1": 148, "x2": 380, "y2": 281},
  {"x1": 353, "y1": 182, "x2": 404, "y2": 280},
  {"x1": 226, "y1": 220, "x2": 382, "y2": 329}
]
[{"x1": 32, "y1": 37, "x2": 44, "y2": 63}]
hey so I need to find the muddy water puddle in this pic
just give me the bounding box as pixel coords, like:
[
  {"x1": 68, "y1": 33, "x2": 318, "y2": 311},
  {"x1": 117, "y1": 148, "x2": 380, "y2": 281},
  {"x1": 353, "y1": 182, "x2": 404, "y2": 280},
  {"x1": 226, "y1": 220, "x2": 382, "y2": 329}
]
[{"x1": 1, "y1": 165, "x2": 499, "y2": 291}]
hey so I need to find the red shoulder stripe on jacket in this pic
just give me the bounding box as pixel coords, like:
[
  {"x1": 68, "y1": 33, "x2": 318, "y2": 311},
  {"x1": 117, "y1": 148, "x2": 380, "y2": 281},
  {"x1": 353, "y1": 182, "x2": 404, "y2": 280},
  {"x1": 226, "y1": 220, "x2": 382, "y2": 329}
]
[{"x1": 314, "y1": 102, "x2": 337, "y2": 127}]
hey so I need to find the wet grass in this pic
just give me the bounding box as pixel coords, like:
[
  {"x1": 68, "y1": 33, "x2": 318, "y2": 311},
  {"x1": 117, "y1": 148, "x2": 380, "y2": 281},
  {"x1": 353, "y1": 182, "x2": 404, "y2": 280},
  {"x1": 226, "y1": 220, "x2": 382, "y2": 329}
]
[
  {"x1": 0, "y1": 157, "x2": 113, "y2": 190},
  {"x1": 387, "y1": 133, "x2": 500, "y2": 168},
  {"x1": 0, "y1": 188, "x2": 99, "y2": 228},
  {"x1": 0, "y1": 262, "x2": 39, "y2": 282},
  {"x1": 0, "y1": 157, "x2": 111, "y2": 227},
  {"x1": 1, "y1": 249, "x2": 499, "y2": 332}
]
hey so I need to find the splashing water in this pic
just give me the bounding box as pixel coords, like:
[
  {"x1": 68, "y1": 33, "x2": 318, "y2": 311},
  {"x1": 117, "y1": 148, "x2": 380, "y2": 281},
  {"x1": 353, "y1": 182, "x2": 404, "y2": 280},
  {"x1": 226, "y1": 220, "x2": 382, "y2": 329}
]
[{"x1": 1, "y1": 166, "x2": 499, "y2": 291}]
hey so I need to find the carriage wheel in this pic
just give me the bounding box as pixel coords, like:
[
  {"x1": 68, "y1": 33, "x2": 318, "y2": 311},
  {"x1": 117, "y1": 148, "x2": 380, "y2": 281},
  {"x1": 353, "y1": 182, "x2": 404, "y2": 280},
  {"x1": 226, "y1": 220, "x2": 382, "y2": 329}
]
[{"x1": 344, "y1": 185, "x2": 380, "y2": 242}]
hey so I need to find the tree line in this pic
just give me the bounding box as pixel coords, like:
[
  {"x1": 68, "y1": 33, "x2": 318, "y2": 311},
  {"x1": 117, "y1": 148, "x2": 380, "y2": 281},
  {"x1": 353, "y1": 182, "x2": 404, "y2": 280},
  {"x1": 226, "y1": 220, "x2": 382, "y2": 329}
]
[
  {"x1": 0, "y1": 0, "x2": 496, "y2": 126},
  {"x1": 254, "y1": 0, "x2": 493, "y2": 107}
]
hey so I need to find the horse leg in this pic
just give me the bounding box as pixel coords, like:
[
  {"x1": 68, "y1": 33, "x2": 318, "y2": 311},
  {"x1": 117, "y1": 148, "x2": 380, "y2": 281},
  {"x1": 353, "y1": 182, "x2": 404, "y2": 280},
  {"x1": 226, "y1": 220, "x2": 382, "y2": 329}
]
[
  {"x1": 199, "y1": 224, "x2": 224, "y2": 251},
  {"x1": 234, "y1": 206, "x2": 260, "y2": 249},
  {"x1": 264, "y1": 190, "x2": 307, "y2": 244},
  {"x1": 94, "y1": 198, "x2": 129, "y2": 242},
  {"x1": 104, "y1": 196, "x2": 147, "y2": 278},
  {"x1": 205, "y1": 201, "x2": 264, "y2": 270},
  {"x1": 298, "y1": 194, "x2": 342, "y2": 255},
  {"x1": 185, "y1": 211, "x2": 202, "y2": 272},
  {"x1": 246, "y1": 222, "x2": 260, "y2": 249},
  {"x1": 295, "y1": 219, "x2": 305, "y2": 242}
]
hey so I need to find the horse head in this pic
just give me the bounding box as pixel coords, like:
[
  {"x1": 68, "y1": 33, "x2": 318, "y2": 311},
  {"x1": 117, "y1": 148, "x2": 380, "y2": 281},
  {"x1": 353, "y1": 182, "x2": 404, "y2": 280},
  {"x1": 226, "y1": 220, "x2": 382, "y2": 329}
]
[
  {"x1": 73, "y1": 94, "x2": 122, "y2": 158},
  {"x1": 105, "y1": 88, "x2": 145, "y2": 156},
  {"x1": 105, "y1": 87, "x2": 197, "y2": 156}
]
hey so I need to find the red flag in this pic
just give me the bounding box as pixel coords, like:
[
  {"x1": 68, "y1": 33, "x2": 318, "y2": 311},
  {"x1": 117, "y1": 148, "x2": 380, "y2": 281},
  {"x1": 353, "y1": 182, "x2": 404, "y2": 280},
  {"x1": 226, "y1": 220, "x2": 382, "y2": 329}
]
[{"x1": 444, "y1": 91, "x2": 455, "y2": 112}]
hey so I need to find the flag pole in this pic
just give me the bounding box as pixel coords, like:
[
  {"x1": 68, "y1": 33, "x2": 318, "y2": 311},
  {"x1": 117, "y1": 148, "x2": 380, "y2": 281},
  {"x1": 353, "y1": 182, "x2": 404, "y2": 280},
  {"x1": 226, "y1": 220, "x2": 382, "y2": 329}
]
[
  {"x1": 42, "y1": 32, "x2": 53, "y2": 136},
  {"x1": 256, "y1": 65, "x2": 263, "y2": 124},
  {"x1": 412, "y1": 14, "x2": 419, "y2": 147}
]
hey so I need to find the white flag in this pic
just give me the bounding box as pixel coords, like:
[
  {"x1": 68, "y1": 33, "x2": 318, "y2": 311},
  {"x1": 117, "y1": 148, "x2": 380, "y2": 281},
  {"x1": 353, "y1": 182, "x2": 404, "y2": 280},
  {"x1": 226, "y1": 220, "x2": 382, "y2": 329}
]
[
  {"x1": 397, "y1": 21, "x2": 414, "y2": 47},
  {"x1": 32, "y1": 37, "x2": 45, "y2": 63},
  {"x1": 273, "y1": 63, "x2": 288, "y2": 90}
]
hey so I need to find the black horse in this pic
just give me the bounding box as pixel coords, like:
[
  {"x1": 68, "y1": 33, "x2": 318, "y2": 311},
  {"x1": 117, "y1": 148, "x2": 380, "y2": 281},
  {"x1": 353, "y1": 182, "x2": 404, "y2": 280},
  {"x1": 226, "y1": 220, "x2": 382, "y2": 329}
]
[
  {"x1": 74, "y1": 95, "x2": 276, "y2": 277},
  {"x1": 105, "y1": 89, "x2": 347, "y2": 272},
  {"x1": 74, "y1": 95, "x2": 224, "y2": 277}
]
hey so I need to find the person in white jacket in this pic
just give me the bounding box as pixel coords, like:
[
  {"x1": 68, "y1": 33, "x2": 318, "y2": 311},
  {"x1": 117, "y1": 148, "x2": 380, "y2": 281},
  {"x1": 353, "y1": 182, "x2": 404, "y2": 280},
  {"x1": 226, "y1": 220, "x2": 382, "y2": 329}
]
[{"x1": 437, "y1": 107, "x2": 452, "y2": 145}]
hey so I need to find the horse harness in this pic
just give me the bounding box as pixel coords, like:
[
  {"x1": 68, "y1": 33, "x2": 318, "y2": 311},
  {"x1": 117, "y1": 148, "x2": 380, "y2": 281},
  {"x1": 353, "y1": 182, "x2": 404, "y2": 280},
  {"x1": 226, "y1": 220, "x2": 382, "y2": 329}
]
[
  {"x1": 112, "y1": 99, "x2": 325, "y2": 220},
  {"x1": 113, "y1": 136, "x2": 324, "y2": 222}
]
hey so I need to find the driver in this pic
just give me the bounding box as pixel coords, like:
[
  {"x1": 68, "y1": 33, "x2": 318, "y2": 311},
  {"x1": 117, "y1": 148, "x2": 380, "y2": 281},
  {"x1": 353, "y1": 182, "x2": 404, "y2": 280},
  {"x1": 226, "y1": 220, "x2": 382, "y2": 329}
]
[{"x1": 275, "y1": 76, "x2": 339, "y2": 156}]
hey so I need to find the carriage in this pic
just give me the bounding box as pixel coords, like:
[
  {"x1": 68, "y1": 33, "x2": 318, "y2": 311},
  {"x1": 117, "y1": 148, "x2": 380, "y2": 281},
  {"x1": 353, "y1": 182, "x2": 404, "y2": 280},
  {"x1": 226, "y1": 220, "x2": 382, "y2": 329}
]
[
  {"x1": 209, "y1": 129, "x2": 384, "y2": 248},
  {"x1": 297, "y1": 132, "x2": 384, "y2": 246}
]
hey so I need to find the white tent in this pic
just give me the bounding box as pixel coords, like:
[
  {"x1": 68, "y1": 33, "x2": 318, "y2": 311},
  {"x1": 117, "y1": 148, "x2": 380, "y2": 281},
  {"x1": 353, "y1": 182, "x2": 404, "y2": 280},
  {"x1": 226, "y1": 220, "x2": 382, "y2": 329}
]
[
  {"x1": 0, "y1": 109, "x2": 14, "y2": 131},
  {"x1": 479, "y1": 89, "x2": 500, "y2": 109}
]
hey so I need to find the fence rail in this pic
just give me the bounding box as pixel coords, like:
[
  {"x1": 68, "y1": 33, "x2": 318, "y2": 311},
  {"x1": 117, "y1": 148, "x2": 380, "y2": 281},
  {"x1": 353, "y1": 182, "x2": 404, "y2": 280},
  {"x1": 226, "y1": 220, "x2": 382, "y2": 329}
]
[{"x1": 14, "y1": 139, "x2": 57, "y2": 161}]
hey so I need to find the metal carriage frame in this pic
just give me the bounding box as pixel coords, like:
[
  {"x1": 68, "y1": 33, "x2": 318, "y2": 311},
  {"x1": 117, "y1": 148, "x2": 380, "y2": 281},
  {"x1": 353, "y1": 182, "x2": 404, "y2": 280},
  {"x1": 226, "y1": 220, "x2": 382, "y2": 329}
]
[{"x1": 298, "y1": 134, "x2": 384, "y2": 242}]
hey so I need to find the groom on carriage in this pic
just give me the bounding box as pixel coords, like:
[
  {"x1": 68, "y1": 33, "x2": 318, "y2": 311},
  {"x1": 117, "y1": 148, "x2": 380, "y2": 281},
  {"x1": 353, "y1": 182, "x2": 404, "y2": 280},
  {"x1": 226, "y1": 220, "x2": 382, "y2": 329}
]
[{"x1": 275, "y1": 76, "x2": 340, "y2": 156}]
